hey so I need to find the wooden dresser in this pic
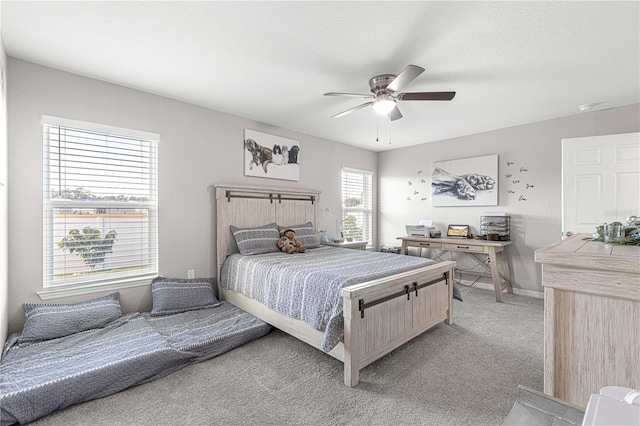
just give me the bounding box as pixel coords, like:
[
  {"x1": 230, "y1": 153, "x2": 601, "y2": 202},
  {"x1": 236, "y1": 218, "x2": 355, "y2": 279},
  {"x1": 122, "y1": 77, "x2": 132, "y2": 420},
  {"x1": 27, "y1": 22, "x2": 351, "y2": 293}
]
[{"x1": 535, "y1": 234, "x2": 640, "y2": 408}]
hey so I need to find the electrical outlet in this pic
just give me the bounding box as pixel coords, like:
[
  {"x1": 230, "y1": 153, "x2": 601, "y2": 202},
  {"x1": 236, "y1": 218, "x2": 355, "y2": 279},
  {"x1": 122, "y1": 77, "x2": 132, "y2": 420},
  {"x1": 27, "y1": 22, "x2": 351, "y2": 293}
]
[{"x1": 187, "y1": 269, "x2": 195, "y2": 279}]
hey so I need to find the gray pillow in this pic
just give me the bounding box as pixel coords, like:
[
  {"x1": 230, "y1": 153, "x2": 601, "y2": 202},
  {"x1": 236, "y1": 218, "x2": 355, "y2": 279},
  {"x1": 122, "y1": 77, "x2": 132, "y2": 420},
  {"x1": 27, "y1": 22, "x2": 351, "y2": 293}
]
[
  {"x1": 18, "y1": 292, "x2": 122, "y2": 345},
  {"x1": 150, "y1": 277, "x2": 220, "y2": 316},
  {"x1": 278, "y1": 222, "x2": 320, "y2": 249},
  {"x1": 230, "y1": 223, "x2": 280, "y2": 255}
]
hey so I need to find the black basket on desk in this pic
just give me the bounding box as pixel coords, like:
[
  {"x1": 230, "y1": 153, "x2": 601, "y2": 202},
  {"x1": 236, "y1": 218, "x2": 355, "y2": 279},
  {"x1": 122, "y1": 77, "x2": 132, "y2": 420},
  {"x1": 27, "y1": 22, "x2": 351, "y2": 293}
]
[
  {"x1": 480, "y1": 216, "x2": 510, "y2": 241},
  {"x1": 478, "y1": 234, "x2": 511, "y2": 241}
]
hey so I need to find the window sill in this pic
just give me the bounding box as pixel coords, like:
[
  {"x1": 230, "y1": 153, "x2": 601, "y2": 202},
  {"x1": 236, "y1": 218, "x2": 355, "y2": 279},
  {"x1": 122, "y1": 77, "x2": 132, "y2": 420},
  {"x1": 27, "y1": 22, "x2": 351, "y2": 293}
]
[{"x1": 37, "y1": 275, "x2": 154, "y2": 301}]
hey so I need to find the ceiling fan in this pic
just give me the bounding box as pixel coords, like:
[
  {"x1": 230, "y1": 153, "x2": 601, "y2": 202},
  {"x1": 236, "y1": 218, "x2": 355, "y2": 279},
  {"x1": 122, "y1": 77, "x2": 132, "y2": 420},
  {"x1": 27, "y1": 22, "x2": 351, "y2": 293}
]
[{"x1": 324, "y1": 64, "x2": 455, "y2": 121}]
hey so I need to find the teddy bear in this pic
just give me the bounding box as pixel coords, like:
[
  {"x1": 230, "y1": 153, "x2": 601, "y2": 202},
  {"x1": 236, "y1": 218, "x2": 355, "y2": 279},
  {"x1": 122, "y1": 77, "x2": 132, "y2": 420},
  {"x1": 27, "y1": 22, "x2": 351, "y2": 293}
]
[{"x1": 277, "y1": 229, "x2": 306, "y2": 254}]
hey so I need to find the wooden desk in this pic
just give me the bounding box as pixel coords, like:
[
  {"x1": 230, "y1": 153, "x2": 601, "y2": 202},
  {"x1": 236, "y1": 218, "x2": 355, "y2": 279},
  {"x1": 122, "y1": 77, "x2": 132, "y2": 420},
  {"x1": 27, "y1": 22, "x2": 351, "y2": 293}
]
[
  {"x1": 535, "y1": 234, "x2": 640, "y2": 408},
  {"x1": 398, "y1": 236, "x2": 513, "y2": 302}
]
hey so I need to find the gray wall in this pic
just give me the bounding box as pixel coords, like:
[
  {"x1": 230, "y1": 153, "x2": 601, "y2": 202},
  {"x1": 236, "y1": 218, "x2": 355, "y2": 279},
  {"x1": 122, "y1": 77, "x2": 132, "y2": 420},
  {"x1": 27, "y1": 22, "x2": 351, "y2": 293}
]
[
  {"x1": 7, "y1": 59, "x2": 376, "y2": 333},
  {"x1": 0, "y1": 18, "x2": 8, "y2": 345},
  {"x1": 378, "y1": 103, "x2": 640, "y2": 295},
  {"x1": 6, "y1": 56, "x2": 639, "y2": 335}
]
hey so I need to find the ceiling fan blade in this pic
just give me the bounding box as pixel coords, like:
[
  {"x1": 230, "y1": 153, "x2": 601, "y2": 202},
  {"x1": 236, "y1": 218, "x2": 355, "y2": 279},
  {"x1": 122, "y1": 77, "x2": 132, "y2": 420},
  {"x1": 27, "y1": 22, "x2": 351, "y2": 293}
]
[
  {"x1": 399, "y1": 91, "x2": 456, "y2": 101},
  {"x1": 388, "y1": 105, "x2": 403, "y2": 121},
  {"x1": 324, "y1": 92, "x2": 374, "y2": 98},
  {"x1": 386, "y1": 64, "x2": 425, "y2": 93},
  {"x1": 331, "y1": 101, "x2": 375, "y2": 118}
]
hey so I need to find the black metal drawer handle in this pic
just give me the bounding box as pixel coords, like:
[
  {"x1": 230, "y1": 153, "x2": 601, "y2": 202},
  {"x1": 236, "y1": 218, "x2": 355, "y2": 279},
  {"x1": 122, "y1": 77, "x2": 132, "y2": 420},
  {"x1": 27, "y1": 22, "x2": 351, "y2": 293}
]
[{"x1": 358, "y1": 273, "x2": 448, "y2": 318}]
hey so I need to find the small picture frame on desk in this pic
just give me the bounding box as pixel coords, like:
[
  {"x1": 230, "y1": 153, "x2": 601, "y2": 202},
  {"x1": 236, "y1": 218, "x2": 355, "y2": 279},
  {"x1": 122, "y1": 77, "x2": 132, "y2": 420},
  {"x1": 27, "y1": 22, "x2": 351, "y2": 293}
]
[{"x1": 446, "y1": 225, "x2": 470, "y2": 238}]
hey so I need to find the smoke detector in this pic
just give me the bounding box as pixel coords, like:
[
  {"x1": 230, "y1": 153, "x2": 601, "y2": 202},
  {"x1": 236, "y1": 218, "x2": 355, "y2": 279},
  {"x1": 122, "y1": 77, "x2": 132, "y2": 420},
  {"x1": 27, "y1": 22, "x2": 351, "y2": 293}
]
[{"x1": 578, "y1": 103, "x2": 595, "y2": 112}]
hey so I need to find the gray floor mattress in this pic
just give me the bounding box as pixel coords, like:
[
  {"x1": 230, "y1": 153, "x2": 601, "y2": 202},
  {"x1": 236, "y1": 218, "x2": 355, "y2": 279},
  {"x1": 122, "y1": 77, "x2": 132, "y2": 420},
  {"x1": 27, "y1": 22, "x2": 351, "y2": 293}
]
[{"x1": 1, "y1": 303, "x2": 271, "y2": 426}]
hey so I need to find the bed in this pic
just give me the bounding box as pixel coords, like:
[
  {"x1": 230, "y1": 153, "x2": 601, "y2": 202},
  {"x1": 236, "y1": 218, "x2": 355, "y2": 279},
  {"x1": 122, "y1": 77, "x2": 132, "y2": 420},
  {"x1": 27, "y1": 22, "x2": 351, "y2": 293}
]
[
  {"x1": 213, "y1": 183, "x2": 456, "y2": 387},
  {"x1": 1, "y1": 294, "x2": 270, "y2": 426}
]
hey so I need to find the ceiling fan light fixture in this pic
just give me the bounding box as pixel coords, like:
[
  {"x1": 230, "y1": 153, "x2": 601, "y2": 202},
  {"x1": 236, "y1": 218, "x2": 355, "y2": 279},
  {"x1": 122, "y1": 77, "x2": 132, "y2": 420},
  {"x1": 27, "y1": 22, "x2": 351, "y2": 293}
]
[
  {"x1": 325, "y1": 64, "x2": 455, "y2": 120},
  {"x1": 373, "y1": 97, "x2": 396, "y2": 115}
]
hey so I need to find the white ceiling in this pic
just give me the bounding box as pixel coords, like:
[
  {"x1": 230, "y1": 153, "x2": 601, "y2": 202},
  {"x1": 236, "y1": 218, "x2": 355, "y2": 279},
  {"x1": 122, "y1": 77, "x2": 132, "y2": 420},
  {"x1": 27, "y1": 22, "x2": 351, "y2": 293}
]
[{"x1": 2, "y1": 1, "x2": 639, "y2": 152}]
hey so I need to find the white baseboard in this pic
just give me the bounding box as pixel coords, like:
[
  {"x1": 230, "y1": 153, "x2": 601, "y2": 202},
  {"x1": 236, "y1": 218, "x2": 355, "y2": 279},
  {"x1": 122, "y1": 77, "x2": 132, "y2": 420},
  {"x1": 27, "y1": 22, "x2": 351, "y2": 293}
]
[{"x1": 456, "y1": 279, "x2": 544, "y2": 299}]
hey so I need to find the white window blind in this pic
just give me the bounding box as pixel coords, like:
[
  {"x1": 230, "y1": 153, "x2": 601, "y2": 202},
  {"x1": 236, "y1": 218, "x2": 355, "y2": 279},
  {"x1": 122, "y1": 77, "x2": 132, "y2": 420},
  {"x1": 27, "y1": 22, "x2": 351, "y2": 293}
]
[
  {"x1": 42, "y1": 116, "x2": 158, "y2": 288},
  {"x1": 341, "y1": 167, "x2": 373, "y2": 247}
]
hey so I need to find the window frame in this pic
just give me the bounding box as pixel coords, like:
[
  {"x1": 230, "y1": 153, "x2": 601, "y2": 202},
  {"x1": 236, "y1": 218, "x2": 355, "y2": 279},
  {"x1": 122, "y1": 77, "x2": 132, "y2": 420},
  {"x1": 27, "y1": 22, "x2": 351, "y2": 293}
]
[
  {"x1": 40, "y1": 115, "x2": 159, "y2": 300},
  {"x1": 341, "y1": 167, "x2": 374, "y2": 249}
]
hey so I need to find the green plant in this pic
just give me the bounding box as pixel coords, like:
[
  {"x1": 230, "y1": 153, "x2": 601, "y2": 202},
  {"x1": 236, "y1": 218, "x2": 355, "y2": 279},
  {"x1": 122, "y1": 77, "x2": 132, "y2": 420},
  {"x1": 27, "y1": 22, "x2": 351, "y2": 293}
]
[
  {"x1": 344, "y1": 195, "x2": 362, "y2": 207},
  {"x1": 341, "y1": 215, "x2": 363, "y2": 240},
  {"x1": 58, "y1": 227, "x2": 118, "y2": 270},
  {"x1": 589, "y1": 222, "x2": 640, "y2": 245}
]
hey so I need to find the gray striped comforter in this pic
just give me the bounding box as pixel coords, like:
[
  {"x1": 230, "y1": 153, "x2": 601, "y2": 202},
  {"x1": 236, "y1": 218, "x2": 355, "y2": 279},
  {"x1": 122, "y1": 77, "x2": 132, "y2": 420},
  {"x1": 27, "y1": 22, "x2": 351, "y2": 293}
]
[
  {"x1": 0, "y1": 313, "x2": 194, "y2": 426},
  {"x1": 1, "y1": 304, "x2": 270, "y2": 426},
  {"x1": 221, "y1": 246, "x2": 435, "y2": 352},
  {"x1": 144, "y1": 302, "x2": 271, "y2": 362}
]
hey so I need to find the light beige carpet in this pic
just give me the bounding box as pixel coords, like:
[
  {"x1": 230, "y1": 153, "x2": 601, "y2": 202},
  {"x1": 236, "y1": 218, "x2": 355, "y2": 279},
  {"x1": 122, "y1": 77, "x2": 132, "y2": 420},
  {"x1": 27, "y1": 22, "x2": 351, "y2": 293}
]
[{"x1": 31, "y1": 286, "x2": 543, "y2": 426}]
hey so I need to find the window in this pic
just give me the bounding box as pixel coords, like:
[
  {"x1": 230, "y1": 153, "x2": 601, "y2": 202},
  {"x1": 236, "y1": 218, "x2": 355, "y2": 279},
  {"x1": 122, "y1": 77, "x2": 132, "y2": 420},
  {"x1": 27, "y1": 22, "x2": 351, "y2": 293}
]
[
  {"x1": 341, "y1": 167, "x2": 373, "y2": 247},
  {"x1": 42, "y1": 116, "x2": 158, "y2": 293}
]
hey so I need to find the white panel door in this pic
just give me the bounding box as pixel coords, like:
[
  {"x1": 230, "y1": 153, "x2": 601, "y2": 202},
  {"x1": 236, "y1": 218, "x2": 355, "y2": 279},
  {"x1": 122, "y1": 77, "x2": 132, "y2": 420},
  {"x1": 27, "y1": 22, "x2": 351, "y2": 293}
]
[{"x1": 562, "y1": 132, "x2": 640, "y2": 236}]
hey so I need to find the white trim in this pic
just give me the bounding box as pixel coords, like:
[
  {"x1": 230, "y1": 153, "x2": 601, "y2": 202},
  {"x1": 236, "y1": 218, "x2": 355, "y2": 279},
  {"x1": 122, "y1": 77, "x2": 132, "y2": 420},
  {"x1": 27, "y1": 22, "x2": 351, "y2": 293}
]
[
  {"x1": 37, "y1": 275, "x2": 154, "y2": 300},
  {"x1": 458, "y1": 278, "x2": 544, "y2": 299},
  {"x1": 342, "y1": 166, "x2": 373, "y2": 176},
  {"x1": 341, "y1": 167, "x2": 374, "y2": 247},
  {"x1": 42, "y1": 118, "x2": 159, "y2": 289},
  {"x1": 41, "y1": 115, "x2": 159, "y2": 141}
]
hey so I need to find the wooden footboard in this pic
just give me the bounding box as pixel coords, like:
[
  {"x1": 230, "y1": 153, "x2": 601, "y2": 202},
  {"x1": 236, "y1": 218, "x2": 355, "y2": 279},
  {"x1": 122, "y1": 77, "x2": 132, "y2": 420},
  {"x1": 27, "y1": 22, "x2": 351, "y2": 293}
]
[
  {"x1": 341, "y1": 261, "x2": 455, "y2": 386},
  {"x1": 221, "y1": 260, "x2": 455, "y2": 387}
]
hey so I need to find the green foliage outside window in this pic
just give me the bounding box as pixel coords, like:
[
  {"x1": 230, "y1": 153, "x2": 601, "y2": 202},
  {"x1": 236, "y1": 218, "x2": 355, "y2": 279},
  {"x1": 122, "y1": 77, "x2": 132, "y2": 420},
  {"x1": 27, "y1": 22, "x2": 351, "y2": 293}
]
[
  {"x1": 58, "y1": 227, "x2": 118, "y2": 270},
  {"x1": 342, "y1": 216, "x2": 362, "y2": 240},
  {"x1": 343, "y1": 192, "x2": 365, "y2": 240},
  {"x1": 344, "y1": 195, "x2": 362, "y2": 207}
]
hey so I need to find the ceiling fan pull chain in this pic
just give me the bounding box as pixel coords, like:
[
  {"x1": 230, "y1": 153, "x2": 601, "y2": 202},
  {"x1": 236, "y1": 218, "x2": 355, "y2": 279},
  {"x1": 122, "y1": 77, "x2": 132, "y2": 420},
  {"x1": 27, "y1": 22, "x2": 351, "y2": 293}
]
[
  {"x1": 389, "y1": 122, "x2": 392, "y2": 144},
  {"x1": 376, "y1": 116, "x2": 379, "y2": 142}
]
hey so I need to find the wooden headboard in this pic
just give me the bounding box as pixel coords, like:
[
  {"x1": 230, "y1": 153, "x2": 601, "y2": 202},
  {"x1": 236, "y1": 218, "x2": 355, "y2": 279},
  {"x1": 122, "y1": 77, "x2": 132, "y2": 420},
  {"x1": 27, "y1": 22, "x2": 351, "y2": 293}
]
[{"x1": 213, "y1": 183, "x2": 320, "y2": 290}]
